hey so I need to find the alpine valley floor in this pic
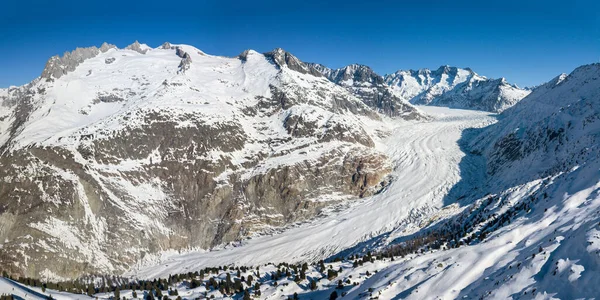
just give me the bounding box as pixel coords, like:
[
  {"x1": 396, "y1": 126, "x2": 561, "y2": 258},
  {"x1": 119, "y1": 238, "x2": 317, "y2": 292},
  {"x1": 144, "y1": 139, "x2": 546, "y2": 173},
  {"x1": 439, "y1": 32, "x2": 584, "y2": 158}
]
[{"x1": 126, "y1": 106, "x2": 496, "y2": 279}]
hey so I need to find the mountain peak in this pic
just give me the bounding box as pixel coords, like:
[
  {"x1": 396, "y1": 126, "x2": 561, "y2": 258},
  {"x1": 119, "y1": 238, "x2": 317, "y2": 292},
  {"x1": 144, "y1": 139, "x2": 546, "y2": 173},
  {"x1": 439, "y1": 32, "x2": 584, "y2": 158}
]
[
  {"x1": 263, "y1": 48, "x2": 322, "y2": 77},
  {"x1": 160, "y1": 42, "x2": 174, "y2": 50},
  {"x1": 125, "y1": 40, "x2": 150, "y2": 54},
  {"x1": 99, "y1": 42, "x2": 117, "y2": 52}
]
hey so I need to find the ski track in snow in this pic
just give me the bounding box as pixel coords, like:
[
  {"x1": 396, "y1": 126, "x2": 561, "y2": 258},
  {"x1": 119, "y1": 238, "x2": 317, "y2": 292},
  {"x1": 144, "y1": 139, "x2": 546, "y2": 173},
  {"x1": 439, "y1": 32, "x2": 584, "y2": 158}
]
[{"x1": 127, "y1": 106, "x2": 495, "y2": 279}]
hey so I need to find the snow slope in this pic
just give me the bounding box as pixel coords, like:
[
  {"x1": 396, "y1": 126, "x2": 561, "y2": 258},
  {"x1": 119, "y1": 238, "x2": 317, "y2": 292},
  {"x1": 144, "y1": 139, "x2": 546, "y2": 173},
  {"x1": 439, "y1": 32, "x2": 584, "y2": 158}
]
[
  {"x1": 126, "y1": 106, "x2": 495, "y2": 279},
  {"x1": 0, "y1": 277, "x2": 92, "y2": 300}
]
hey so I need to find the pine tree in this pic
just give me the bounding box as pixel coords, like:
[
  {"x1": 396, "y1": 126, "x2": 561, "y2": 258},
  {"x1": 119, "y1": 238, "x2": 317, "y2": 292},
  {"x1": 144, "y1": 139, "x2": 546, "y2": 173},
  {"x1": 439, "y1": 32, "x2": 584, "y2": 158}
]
[
  {"x1": 114, "y1": 288, "x2": 120, "y2": 299},
  {"x1": 329, "y1": 291, "x2": 338, "y2": 300},
  {"x1": 309, "y1": 280, "x2": 317, "y2": 290},
  {"x1": 242, "y1": 290, "x2": 251, "y2": 300},
  {"x1": 254, "y1": 282, "x2": 261, "y2": 295},
  {"x1": 87, "y1": 284, "x2": 95, "y2": 297}
]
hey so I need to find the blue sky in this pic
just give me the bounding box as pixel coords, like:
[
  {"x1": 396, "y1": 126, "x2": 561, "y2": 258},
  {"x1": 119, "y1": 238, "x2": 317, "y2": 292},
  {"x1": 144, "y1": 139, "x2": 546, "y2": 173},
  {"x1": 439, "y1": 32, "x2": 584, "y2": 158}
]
[{"x1": 1, "y1": 0, "x2": 598, "y2": 87}]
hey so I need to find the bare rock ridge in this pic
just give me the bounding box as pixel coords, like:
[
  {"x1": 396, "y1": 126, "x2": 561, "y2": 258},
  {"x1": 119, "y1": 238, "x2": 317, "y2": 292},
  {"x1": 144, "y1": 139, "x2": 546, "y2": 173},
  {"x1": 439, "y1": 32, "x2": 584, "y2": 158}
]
[
  {"x1": 125, "y1": 40, "x2": 150, "y2": 54},
  {"x1": 41, "y1": 43, "x2": 116, "y2": 80},
  {"x1": 263, "y1": 48, "x2": 323, "y2": 77},
  {"x1": 175, "y1": 47, "x2": 192, "y2": 73}
]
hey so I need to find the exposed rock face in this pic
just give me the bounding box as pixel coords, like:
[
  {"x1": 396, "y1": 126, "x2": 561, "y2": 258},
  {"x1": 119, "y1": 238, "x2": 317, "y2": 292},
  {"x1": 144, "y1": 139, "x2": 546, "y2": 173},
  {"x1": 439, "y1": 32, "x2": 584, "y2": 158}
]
[
  {"x1": 125, "y1": 40, "x2": 150, "y2": 54},
  {"x1": 99, "y1": 42, "x2": 117, "y2": 53},
  {"x1": 264, "y1": 48, "x2": 324, "y2": 77},
  {"x1": 40, "y1": 42, "x2": 117, "y2": 81},
  {"x1": 0, "y1": 44, "x2": 394, "y2": 280},
  {"x1": 161, "y1": 42, "x2": 174, "y2": 50},
  {"x1": 41, "y1": 47, "x2": 101, "y2": 80},
  {"x1": 384, "y1": 66, "x2": 530, "y2": 112},
  {"x1": 175, "y1": 47, "x2": 192, "y2": 73}
]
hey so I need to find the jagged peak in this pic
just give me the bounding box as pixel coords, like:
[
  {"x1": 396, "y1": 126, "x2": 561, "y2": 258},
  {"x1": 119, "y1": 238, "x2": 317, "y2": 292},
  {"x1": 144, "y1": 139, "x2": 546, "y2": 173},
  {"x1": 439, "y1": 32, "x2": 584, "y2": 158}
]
[
  {"x1": 99, "y1": 42, "x2": 117, "y2": 52},
  {"x1": 160, "y1": 42, "x2": 174, "y2": 50},
  {"x1": 338, "y1": 63, "x2": 376, "y2": 75},
  {"x1": 388, "y1": 66, "x2": 476, "y2": 78},
  {"x1": 263, "y1": 47, "x2": 299, "y2": 63},
  {"x1": 41, "y1": 45, "x2": 103, "y2": 80}
]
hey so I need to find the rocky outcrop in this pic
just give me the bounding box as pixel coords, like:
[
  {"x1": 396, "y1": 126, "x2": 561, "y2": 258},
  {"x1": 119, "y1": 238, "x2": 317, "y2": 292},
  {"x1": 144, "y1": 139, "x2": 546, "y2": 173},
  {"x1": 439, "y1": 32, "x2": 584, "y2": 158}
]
[
  {"x1": 41, "y1": 47, "x2": 101, "y2": 80},
  {"x1": 264, "y1": 48, "x2": 323, "y2": 77},
  {"x1": 40, "y1": 42, "x2": 117, "y2": 81},
  {"x1": 125, "y1": 40, "x2": 149, "y2": 54},
  {"x1": 160, "y1": 42, "x2": 174, "y2": 50},
  {"x1": 175, "y1": 47, "x2": 192, "y2": 74}
]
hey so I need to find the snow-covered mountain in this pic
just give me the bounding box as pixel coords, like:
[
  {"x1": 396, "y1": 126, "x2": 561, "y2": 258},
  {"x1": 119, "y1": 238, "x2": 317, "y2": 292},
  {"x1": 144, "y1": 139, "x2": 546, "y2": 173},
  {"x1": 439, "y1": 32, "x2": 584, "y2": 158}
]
[
  {"x1": 385, "y1": 65, "x2": 530, "y2": 112},
  {"x1": 307, "y1": 63, "x2": 426, "y2": 119},
  {"x1": 0, "y1": 42, "x2": 403, "y2": 279}
]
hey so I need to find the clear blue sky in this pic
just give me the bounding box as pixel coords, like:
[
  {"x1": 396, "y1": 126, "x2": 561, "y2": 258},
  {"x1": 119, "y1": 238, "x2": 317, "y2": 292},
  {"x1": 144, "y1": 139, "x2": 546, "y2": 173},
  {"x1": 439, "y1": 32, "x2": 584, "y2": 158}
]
[{"x1": 1, "y1": 0, "x2": 598, "y2": 88}]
